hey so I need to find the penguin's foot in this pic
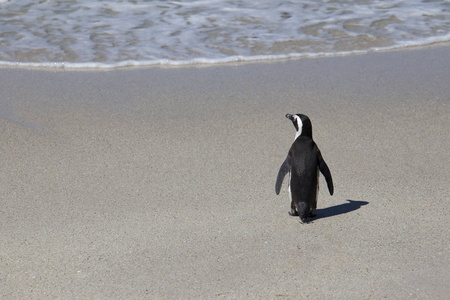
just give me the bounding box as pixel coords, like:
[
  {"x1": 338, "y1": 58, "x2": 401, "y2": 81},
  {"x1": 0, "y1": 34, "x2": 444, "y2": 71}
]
[
  {"x1": 308, "y1": 210, "x2": 317, "y2": 218},
  {"x1": 288, "y1": 209, "x2": 299, "y2": 216}
]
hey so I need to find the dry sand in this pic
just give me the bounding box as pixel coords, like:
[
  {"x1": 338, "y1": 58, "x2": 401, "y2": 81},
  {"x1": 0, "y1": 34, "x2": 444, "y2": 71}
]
[{"x1": 1, "y1": 45, "x2": 449, "y2": 299}]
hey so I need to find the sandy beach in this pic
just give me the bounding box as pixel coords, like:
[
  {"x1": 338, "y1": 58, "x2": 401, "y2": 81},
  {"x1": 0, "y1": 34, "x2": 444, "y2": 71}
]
[{"x1": 1, "y1": 45, "x2": 449, "y2": 299}]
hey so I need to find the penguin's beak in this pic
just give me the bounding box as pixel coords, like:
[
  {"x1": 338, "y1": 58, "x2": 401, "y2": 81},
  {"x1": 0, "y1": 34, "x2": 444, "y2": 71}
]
[{"x1": 285, "y1": 114, "x2": 293, "y2": 120}]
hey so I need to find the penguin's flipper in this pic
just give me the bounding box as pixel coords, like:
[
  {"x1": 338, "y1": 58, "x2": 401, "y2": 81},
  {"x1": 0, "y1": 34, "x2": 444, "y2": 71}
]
[
  {"x1": 317, "y1": 151, "x2": 334, "y2": 195},
  {"x1": 275, "y1": 155, "x2": 291, "y2": 195}
]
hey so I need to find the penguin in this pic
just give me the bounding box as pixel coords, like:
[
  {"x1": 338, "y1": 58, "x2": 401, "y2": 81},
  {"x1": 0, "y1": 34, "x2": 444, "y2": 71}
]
[{"x1": 275, "y1": 113, "x2": 334, "y2": 223}]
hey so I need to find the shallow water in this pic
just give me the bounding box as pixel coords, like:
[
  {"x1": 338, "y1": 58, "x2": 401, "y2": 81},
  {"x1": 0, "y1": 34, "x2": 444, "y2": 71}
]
[{"x1": 0, "y1": 0, "x2": 449, "y2": 68}]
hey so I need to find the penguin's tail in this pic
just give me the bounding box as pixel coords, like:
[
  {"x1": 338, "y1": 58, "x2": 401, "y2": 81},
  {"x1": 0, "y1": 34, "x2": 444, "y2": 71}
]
[{"x1": 296, "y1": 202, "x2": 309, "y2": 223}]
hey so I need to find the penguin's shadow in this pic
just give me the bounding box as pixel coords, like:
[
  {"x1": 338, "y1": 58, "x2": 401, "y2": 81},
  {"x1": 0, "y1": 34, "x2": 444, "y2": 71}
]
[{"x1": 313, "y1": 200, "x2": 369, "y2": 220}]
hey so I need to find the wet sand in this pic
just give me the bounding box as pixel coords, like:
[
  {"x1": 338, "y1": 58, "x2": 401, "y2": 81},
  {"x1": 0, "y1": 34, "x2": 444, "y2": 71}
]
[{"x1": 1, "y1": 45, "x2": 449, "y2": 298}]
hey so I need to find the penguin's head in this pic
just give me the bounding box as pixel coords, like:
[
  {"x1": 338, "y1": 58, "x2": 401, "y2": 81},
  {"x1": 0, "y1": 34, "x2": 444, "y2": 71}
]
[{"x1": 285, "y1": 113, "x2": 312, "y2": 140}]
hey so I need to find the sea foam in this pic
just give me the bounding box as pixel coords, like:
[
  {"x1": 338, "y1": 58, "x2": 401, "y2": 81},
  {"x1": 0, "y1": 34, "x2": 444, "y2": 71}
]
[{"x1": 0, "y1": 0, "x2": 449, "y2": 69}]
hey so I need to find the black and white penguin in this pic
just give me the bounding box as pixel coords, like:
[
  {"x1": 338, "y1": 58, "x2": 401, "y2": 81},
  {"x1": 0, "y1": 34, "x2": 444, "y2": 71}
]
[{"x1": 275, "y1": 113, "x2": 334, "y2": 223}]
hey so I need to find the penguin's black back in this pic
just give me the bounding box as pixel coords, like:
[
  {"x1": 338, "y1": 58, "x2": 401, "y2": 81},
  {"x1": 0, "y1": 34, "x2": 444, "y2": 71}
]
[{"x1": 289, "y1": 136, "x2": 320, "y2": 212}]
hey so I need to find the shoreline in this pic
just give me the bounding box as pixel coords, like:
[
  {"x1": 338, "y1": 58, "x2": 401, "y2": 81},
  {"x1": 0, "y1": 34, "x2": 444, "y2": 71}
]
[
  {"x1": 1, "y1": 43, "x2": 449, "y2": 298},
  {"x1": 1, "y1": 41, "x2": 450, "y2": 71}
]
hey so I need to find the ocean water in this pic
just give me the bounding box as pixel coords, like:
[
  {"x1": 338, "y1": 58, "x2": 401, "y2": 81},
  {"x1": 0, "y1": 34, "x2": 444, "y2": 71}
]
[{"x1": 0, "y1": 0, "x2": 449, "y2": 69}]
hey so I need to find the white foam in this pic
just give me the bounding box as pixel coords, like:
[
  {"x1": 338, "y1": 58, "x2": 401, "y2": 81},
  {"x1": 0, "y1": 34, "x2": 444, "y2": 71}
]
[{"x1": 0, "y1": 0, "x2": 449, "y2": 69}]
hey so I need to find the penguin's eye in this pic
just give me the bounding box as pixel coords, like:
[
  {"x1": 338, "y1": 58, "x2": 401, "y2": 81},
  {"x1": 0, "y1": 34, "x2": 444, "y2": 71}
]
[
  {"x1": 292, "y1": 116, "x2": 299, "y2": 131},
  {"x1": 293, "y1": 115, "x2": 303, "y2": 134}
]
